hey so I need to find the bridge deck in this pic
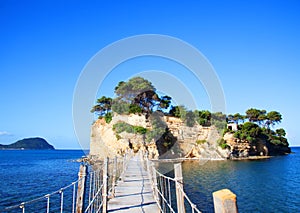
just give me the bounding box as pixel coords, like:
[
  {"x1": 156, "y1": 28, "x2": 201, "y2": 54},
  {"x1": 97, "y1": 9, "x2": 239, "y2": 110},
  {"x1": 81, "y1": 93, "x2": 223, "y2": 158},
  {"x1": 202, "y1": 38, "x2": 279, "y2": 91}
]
[{"x1": 107, "y1": 155, "x2": 160, "y2": 213}]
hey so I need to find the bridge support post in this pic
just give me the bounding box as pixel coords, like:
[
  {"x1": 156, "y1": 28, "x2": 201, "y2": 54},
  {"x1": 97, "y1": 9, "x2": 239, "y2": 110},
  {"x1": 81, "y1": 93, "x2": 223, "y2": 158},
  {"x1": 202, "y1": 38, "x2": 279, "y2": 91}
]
[
  {"x1": 76, "y1": 164, "x2": 87, "y2": 213},
  {"x1": 213, "y1": 189, "x2": 238, "y2": 213},
  {"x1": 111, "y1": 156, "x2": 117, "y2": 198},
  {"x1": 151, "y1": 161, "x2": 159, "y2": 201},
  {"x1": 174, "y1": 163, "x2": 185, "y2": 213},
  {"x1": 102, "y1": 157, "x2": 109, "y2": 213},
  {"x1": 121, "y1": 153, "x2": 126, "y2": 182}
]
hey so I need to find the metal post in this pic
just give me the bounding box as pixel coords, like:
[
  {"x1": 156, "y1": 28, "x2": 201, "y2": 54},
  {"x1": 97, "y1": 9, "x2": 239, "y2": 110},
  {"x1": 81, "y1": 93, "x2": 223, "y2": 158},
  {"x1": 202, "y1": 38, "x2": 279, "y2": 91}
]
[
  {"x1": 111, "y1": 156, "x2": 117, "y2": 198},
  {"x1": 102, "y1": 157, "x2": 109, "y2": 213},
  {"x1": 20, "y1": 203, "x2": 25, "y2": 213},
  {"x1": 213, "y1": 189, "x2": 238, "y2": 213},
  {"x1": 76, "y1": 164, "x2": 87, "y2": 213},
  {"x1": 174, "y1": 163, "x2": 185, "y2": 213}
]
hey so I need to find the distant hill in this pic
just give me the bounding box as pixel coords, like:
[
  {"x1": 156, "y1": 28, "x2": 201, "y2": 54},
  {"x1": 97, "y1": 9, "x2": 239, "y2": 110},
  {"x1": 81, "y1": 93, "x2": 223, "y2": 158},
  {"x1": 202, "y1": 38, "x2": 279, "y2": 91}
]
[{"x1": 0, "y1": 137, "x2": 55, "y2": 150}]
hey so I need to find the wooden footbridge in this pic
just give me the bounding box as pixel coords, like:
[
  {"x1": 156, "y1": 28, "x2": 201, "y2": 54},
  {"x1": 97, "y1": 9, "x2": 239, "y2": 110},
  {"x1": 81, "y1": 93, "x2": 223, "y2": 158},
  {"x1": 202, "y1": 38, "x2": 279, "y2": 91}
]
[
  {"x1": 107, "y1": 155, "x2": 159, "y2": 212},
  {"x1": 2, "y1": 151, "x2": 238, "y2": 213}
]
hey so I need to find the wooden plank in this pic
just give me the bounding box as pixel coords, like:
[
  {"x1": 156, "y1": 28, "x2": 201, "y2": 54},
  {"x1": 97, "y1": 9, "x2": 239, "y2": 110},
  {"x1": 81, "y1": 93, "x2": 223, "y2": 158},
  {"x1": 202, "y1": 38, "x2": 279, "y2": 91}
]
[{"x1": 108, "y1": 155, "x2": 160, "y2": 213}]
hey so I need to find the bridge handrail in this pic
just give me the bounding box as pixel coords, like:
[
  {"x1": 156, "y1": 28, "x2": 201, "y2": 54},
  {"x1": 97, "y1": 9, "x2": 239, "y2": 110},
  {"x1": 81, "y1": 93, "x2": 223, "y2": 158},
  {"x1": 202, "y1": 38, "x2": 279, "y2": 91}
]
[
  {"x1": 2, "y1": 172, "x2": 86, "y2": 213},
  {"x1": 84, "y1": 151, "x2": 132, "y2": 213},
  {"x1": 141, "y1": 150, "x2": 202, "y2": 213},
  {"x1": 3, "y1": 149, "x2": 205, "y2": 213},
  {"x1": 1, "y1": 153, "x2": 127, "y2": 213}
]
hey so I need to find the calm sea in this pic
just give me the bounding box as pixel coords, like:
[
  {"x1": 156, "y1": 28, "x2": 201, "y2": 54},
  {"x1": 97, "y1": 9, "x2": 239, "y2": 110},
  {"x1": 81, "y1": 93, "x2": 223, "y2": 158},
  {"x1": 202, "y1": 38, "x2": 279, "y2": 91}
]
[
  {"x1": 182, "y1": 147, "x2": 300, "y2": 212},
  {"x1": 0, "y1": 149, "x2": 86, "y2": 211},
  {"x1": 0, "y1": 148, "x2": 299, "y2": 212}
]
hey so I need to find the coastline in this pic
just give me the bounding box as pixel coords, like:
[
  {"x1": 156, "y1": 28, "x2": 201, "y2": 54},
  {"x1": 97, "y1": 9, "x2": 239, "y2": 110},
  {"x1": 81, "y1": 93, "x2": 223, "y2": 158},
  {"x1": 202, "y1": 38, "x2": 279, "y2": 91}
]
[
  {"x1": 86, "y1": 154, "x2": 277, "y2": 165},
  {"x1": 230, "y1": 156, "x2": 271, "y2": 161}
]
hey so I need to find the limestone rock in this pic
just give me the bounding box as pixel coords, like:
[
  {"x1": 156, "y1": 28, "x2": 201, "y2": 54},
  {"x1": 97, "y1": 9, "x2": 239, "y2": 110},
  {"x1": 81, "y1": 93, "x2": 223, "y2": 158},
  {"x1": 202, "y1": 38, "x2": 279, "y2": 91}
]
[
  {"x1": 90, "y1": 114, "x2": 228, "y2": 160},
  {"x1": 223, "y1": 133, "x2": 269, "y2": 158}
]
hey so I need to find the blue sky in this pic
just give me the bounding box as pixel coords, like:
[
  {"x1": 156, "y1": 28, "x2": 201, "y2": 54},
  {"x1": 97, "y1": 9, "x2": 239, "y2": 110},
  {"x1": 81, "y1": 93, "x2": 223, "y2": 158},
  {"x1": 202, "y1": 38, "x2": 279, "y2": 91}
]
[{"x1": 0, "y1": 0, "x2": 299, "y2": 149}]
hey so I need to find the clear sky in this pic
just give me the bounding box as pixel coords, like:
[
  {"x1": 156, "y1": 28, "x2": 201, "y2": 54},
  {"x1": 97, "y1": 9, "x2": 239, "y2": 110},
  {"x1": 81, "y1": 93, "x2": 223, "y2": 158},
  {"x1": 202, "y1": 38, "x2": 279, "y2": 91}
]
[{"x1": 1, "y1": 0, "x2": 299, "y2": 149}]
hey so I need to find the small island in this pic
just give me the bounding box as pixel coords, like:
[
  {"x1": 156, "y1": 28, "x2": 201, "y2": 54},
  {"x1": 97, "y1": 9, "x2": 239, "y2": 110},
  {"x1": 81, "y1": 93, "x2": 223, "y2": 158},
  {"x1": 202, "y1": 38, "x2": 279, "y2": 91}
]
[
  {"x1": 0, "y1": 137, "x2": 55, "y2": 150},
  {"x1": 89, "y1": 76, "x2": 290, "y2": 160}
]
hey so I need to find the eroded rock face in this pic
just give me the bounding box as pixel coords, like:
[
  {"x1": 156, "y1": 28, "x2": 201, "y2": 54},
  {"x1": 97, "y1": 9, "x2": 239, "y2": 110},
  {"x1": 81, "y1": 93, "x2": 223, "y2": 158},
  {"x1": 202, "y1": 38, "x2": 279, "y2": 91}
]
[
  {"x1": 90, "y1": 114, "x2": 154, "y2": 159},
  {"x1": 163, "y1": 116, "x2": 229, "y2": 159},
  {"x1": 223, "y1": 133, "x2": 268, "y2": 158},
  {"x1": 90, "y1": 118, "x2": 123, "y2": 158},
  {"x1": 89, "y1": 114, "x2": 228, "y2": 160}
]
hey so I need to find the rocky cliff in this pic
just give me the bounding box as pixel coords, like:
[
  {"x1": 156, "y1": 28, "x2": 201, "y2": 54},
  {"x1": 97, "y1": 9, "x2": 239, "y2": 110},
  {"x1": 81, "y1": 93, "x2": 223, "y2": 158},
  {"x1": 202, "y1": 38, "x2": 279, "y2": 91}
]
[
  {"x1": 223, "y1": 132, "x2": 291, "y2": 158},
  {"x1": 89, "y1": 114, "x2": 229, "y2": 160},
  {"x1": 223, "y1": 133, "x2": 268, "y2": 158}
]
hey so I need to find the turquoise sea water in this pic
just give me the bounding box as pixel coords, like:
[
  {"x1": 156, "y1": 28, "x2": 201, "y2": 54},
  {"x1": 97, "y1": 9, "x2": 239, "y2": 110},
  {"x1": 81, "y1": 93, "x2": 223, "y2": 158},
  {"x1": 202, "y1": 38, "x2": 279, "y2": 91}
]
[{"x1": 0, "y1": 148, "x2": 299, "y2": 212}]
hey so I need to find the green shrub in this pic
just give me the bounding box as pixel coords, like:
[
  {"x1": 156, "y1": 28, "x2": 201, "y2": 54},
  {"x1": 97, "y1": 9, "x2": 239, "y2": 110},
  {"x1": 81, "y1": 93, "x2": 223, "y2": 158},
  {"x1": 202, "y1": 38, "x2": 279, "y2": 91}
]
[
  {"x1": 240, "y1": 133, "x2": 247, "y2": 140},
  {"x1": 199, "y1": 118, "x2": 209, "y2": 126},
  {"x1": 129, "y1": 104, "x2": 142, "y2": 114},
  {"x1": 246, "y1": 136, "x2": 255, "y2": 143},
  {"x1": 144, "y1": 113, "x2": 166, "y2": 142},
  {"x1": 270, "y1": 139, "x2": 282, "y2": 145},
  {"x1": 133, "y1": 126, "x2": 147, "y2": 134},
  {"x1": 104, "y1": 112, "x2": 113, "y2": 124},
  {"x1": 270, "y1": 138, "x2": 288, "y2": 146},
  {"x1": 217, "y1": 138, "x2": 225, "y2": 144},
  {"x1": 195, "y1": 110, "x2": 211, "y2": 126},
  {"x1": 223, "y1": 128, "x2": 235, "y2": 136},
  {"x1": 113, "y1": 122, "x2": 133, "y2": 134},
  {"x1": 111, "y1": 101, "x2": 130, "y2": 114},
  {"x1": 113, "y1": 122, "x2": 147, "y2": 135},
  {"x1": 169, "y1": 105, "x2": 184, "y2": 118},
  {"x1": 146, "y1": 128, "x2": 165, "y2": 142},
  {"x1": 220, "y1": 143, "x2": 229, "y2": 149},
  {"x1": 116, "y1": 134, "x2": 122, "y2": 140},
  {"x1": 217, "y1": 138, "x2": 229, "y2": 149},
  {"x1": 170, "y1": 105, "x2": 196, "y2": 127},
  {"x1": 232, "y1": 121, "x2": 290, "y2": 149},
  {"x1": 233, "y1": 131, "x2": 240, "y2": 139},
  {"x1": 196, "y1": 140, "x2": 206, "y2": 145}
]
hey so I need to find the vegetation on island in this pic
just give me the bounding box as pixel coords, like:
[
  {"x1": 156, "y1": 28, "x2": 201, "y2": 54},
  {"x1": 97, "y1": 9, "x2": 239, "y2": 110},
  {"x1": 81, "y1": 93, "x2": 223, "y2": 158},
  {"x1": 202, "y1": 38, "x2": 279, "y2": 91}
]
[
  {"x1": 91, "y1": 77, "x2": 171, "y2": 118},
  {"x1": 91, "y1": 76, "x2": 290, "y2": 155},
  {"x1": 0, "y1": 137, "x2": 55, "y2": 150},
  {"x1": 91, "y1": 77, "x2": 172, "y2": 149},
  {"x1": 113, "y1": 122, "x2": 147, "y2": 135},
  {"x1": 225, "y1": 108, "x2": 290, "y2": 154}
]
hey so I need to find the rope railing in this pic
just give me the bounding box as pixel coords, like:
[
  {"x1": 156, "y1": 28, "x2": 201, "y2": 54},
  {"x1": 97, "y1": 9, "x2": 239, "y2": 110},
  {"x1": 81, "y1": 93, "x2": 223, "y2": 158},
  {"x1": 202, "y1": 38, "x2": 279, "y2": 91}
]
[
  {"x1": 84, "y1": 151, "x2": 132, "y2": 213},
  {"x1": 155, "y1": 168, "x2": 201, "y2": 213},
  {"x1": 1, "y1": 152, "x2": 131, "y2": 213},
  {"x1": 85, "y1": 169, "x2": 104, "y2": 213},
  {"x1": 177, "y1": 183, "x2": 201, "y2": 213},
  {"x1": 2, "y1": 175, "x2": 84, "y2": 213},
  {"x1": 2, "y1": 149, "x2": 207, "y2": 213},
  {"x1": 142, "y1": 151, "x2": 202, "y2": 213}
]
